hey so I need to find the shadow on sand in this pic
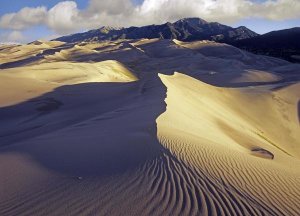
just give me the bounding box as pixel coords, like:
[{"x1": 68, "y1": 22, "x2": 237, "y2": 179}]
[
  {"x1": 0, "y1": 75, "x2": 167, "y2": 177},
  {"x1": 298, "y1": 100, "x2": 300, "y2": 124}
]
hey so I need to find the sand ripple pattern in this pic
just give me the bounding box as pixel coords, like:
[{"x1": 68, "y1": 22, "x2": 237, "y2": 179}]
[{"x1": 2, "y1": 142, "x2": 300, "y2": 216}]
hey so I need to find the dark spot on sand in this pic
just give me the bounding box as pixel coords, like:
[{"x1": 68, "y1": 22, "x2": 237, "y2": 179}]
[
  {"x1": 297, "y1": 100, "x2": 300, "y2": 124},
  {"x1": 30, "y1": 97, "x2": 63, "y2": 113},
  {"x1": 251, "y1": 147, "x2": 274, "y2": 159}
]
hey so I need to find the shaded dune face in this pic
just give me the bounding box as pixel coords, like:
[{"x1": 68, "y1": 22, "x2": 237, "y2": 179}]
[
  {"x1": 0, "y1": 78, "x2": 167, "y2": 176},
  {"x1": 298, "y1": 100, "x2": 300, "y2": 124},
  {"x1": 0, "y1": 39, "x2": 300, "y2": 215}
]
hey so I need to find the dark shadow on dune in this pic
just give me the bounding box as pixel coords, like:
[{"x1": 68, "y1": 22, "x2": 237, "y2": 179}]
[
  {"x1": 251, "y1": 147, "x2": 274, "y2": 159},
  {"x1": 2, "y1": 39, "x2": 299, "y2": 88},
  {"x1": 298, "y1": 100, "x2": 300, "y2": 124},
  {"x1": 30, "y1": 97, "x2": 63, "y2": 112},
  {"x1": 0, "y1": 56, "x2": 43, "y2": 69},
  {"x1": 270, "y1": 82, "x2": 298, "y2": 91},
  {"x1": 0, "y1": 43, "x2": 75, "y2": 69},
  {"x1": 0, "y1": 75, "x2": 167, "y2": 177},
  {"x1": 51, "y1": 39, "x2": 300, "y2": 88},
  {"x1": 37, "y1": 43, "x2": 75, "y2": 56}
]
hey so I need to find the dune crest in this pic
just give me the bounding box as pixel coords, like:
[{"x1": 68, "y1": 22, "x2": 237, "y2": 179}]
[{"x1": 0, "y1": 60, "x2": 137, "y2": 107}]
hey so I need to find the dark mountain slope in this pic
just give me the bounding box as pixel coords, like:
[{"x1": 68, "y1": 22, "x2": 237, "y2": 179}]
[
  {"x1": 54, "y1": 18, "x2": 258, "y2": 43},
  {"x1": 53, "y1": 18, "x2": 300, "y2": 63},
  {"x1": 233, "y1": 27, "x2": 300, "y2": 63}
]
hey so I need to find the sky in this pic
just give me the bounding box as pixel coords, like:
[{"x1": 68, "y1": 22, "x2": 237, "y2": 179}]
[{"x1": 0, "y1": 0, "x2": 299, "y2": 43}]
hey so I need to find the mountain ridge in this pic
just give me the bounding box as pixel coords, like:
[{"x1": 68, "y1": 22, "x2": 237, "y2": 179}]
[
  {"x1": 53, "y1": 18, "x2": 300, "y2": 62},
  {"x1": 54, "y1": 17, "x2": 258, "y2": 43},
  {"x1": 233, "y1": 27, "x2": 300, "y2": 63}
]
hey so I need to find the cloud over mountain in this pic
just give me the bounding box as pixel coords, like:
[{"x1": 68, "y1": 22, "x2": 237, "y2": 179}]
[{"x1": 1, "y1": 0, "x2": 300, "y2": 35}]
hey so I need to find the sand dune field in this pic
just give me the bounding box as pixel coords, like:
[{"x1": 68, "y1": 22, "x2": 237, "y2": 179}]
[{"x1": 0, "y1": 39, "x2": 299, "y2": 215}]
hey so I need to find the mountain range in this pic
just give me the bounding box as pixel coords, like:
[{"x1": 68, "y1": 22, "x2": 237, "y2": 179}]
[
  {"x1": 54, "y1": 17, "x2": 300, "y2": 63},
  {"x1": 233, "y1": 27, "x2": 300, "y2": 63},
  {"x1": 55, "y1": 18, "x2": 258, "y2": 43}
]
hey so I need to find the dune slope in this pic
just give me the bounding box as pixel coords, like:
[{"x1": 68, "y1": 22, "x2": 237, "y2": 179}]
[{"x1": 157, "y1": 72, "x2": 300, "y2": 215}]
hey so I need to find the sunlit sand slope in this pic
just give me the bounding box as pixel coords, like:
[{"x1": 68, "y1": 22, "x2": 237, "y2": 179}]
[
  {"x1": 157, "y1": 72, "x2": 300, "y2": 215},
  {"x1": 0, "y1": 60, "x2": 137, "y2": 106}
]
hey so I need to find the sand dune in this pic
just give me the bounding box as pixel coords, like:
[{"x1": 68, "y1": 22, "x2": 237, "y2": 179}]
[
  {"x1": 0, "y1": 60, "x2": 137, "y2": 107},
  {"x1": 157, "y1": 72, "x2": 300, "y2": 215},
  {"x1": 0, "y1": 39, "x2": 299, "y2": 215}
]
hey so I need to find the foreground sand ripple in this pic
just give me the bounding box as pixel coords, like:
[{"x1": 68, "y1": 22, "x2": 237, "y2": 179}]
[{"x1": 2, "y1": 148, "x2": 299, "y2": 215}]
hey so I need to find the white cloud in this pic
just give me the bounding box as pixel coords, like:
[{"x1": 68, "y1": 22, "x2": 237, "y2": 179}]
[
  {"x1": 254, "y1": 0, "x2": 300, "y2": 20},
  {"x1": 0, "y1": 30, "x2": 25, "y2": 43},
  {"x1": 47, "y1": 1, "x2": 80, "y2": 34},
  {"x1": 0, "y1": 6, "x2": 47, "y2": 30},
  {"x1": 9, "y1": 31, "x2": 24, "y2": 41},
  {"x1": 0, "y1": 0, "x2": 299, "y2": 36},
  {"x1": 134, "y1": 0, "x2": 300, "y2": 24},
  {"x1": 87, "y1": 0, "x2": 134, "y2": 15}
]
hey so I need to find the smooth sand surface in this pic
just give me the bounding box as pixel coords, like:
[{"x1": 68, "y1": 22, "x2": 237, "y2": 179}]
[{"x1": 0, "y1": 39, "x2": 299, "y2": 215}]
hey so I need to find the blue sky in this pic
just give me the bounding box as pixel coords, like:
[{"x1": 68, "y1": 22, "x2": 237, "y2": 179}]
[{"x1": 0, "y1": 0, "x2": 299, "y2": 43}]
